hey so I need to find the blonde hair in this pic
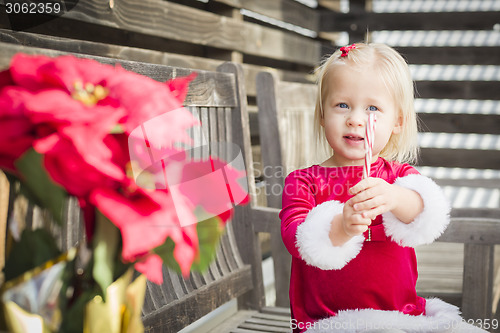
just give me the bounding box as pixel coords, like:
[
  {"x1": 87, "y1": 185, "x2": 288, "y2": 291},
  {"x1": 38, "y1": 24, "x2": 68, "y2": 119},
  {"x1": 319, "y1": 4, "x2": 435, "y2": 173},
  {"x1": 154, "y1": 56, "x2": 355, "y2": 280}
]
[{"x1": 314, "y1": 42, "x2": 419, "y2": 164}]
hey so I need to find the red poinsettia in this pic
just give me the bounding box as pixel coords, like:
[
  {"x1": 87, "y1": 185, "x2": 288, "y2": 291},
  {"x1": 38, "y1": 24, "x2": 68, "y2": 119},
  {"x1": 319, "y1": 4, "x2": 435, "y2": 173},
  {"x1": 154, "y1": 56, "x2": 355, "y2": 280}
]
[{"x1": 0, "y1": 54, "x2": 248, "y2": 285}]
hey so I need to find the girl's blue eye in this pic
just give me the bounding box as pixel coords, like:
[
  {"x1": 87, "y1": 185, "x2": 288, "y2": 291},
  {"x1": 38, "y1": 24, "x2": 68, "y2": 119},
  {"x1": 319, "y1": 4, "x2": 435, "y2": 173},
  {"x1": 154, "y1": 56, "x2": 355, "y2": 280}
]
[
  {"x1": 339, "y1": 103, "x2": 348, "y2": 108},
  {"x1": 368, "y1": 106, "x2": 378, "y2": 111}
]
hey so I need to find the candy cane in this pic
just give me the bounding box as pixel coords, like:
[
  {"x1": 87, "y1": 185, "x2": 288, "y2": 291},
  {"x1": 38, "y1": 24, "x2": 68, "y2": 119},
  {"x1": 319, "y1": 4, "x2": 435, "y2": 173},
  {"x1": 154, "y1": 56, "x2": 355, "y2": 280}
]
[{"x1": 363, "y1": 113, "x2": 376, "y2": 179}]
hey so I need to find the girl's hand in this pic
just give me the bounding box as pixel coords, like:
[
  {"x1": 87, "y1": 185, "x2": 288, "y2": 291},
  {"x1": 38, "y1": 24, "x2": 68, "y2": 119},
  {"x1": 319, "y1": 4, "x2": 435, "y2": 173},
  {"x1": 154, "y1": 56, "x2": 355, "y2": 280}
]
[
  {"x1": 347, "y1": 177, "x2": 398, "y2": 221},
  {"x1": 348, "y1": 177, "x2": 424, "y2": 224},
  {"x1": 343, "y1": 198, "x2": 372, "y2": 236},
  {"x1": 329, "y1": 204, "x2": 371, "y2": 246}
]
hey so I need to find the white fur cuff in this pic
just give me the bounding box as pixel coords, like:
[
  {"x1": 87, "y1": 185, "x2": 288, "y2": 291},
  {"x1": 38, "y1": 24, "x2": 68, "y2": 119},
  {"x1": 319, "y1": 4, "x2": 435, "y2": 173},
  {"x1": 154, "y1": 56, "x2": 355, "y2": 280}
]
[
  {"x1": 382, "y1": 174, "x2": 451, "y2": 247},
  {"x1": 296, "y1": 200, "x2": 364, "y2": 270}
]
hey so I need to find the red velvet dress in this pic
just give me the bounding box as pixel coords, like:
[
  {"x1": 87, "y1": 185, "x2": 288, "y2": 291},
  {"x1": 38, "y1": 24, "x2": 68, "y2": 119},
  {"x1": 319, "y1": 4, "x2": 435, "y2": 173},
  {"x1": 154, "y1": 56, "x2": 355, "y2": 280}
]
[{"x1": 279, "y1": 157, "x2": 426, "y2": 333}]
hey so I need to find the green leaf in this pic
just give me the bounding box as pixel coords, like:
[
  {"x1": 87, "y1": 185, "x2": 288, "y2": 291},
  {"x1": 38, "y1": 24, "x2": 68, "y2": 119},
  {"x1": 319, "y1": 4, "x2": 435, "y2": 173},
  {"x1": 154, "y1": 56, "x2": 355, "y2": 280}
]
[
  {"x1": 190, "y1": 216, "x2": 224, "y2": 272},
  {"x1": 3, "y1": 228, "x2": 62, "y2": 281},
  {"x1": 92, "y1": 212, "x2": 119, "y2": 298},
  {"x1": 154, "y1": 237, "x2": 181, "y2": 274},
  {"x1": 153, "y1": 212, "x2": 225, "y2": 275},
  {"x1": 14, "y1": 148, "x2": 68, "y2": 225},
  {"x1": 59, "y1": 288, "x2": 99, "y2": 333},
  {"x1": 109, "y1": 124, "x2": 124, "y2": 134}
]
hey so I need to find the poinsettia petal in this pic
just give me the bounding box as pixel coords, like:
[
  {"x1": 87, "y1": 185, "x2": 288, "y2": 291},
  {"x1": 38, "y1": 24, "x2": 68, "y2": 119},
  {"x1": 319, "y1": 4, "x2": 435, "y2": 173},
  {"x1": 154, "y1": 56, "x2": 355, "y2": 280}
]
[
  {"x1": 0, "y1": 87, "x2": 32, "y2": 117},
  {"x1": 165, "y1": 72, "x2": 197, "y2": 104},
  {"x1": 41, "y1": 139, "x2": 119, "y2": 198},
  {"x1": 134, "y1": 254, "x2": 164, "y2": 284},
  {"x1": 173, "y1": 225, "x2": 198, "y2": 277},
  {"x1": 90, "y1": 188, "x2": 198, "y2": 264},
  {"x1": 9, "y1": 54, "x2": 56, "y2": 91},
  {"x1": 0, "y1": 69, "x2": 13, "y2": 90},
  {"x1": 104, "y1": 71, "x2": 198, "y2": 138},
  {"x1": 176, "y1": 157, "x2": 248, "y2": 221},
  {"x1": 33, "y1": 133, "x2": 60, "y2": 153},
  {"x1": 37, "y1": 56, "x2": 117, "y2": 91}
]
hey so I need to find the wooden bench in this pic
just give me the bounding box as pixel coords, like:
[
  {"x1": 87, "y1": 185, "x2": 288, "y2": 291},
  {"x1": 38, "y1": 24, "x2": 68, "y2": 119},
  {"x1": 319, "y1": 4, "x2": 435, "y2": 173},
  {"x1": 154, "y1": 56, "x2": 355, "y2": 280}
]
[
  {"x1": 0, "y1": 41, "x2": 291, "y2": 333},
  {"x1": 255, "y1": 70, "x2": 500, "y2": 323}
]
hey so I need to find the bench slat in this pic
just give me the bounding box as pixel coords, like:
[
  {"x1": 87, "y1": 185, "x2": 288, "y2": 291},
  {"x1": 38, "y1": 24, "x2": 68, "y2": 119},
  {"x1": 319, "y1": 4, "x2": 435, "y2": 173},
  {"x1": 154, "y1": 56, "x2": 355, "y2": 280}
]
[
  {"x1": 438, "y1": 218, "x2": 500, "y2": 244},
  {"x1": 462, "y1": 244, "x2": 494, "y2": 319},
  {"x1": 252, "y1": 312, "x2": 292, "y2": 322},
  {"x1": 245, "y1": 317, "x2": 290, "y2": 328},
  {"x1": 261, "y1": 306, "x2": 291, "y2": 316},
  {"x1": 239, "y1": 322, "x2": 290, "y2": 333},
  {"x1": 0, "y1": 43, "x2": 239, "y2": 107},
  {"x1": 143, "y1": 266, "x2": 253, "y2": 333}
]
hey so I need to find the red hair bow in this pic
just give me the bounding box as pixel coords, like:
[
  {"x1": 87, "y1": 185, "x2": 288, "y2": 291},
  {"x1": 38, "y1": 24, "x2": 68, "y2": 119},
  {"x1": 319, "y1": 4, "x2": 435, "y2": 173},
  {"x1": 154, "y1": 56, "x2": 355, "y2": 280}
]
[{"x1": 340, "y1": 44, "x2": 356, "y2": 57}]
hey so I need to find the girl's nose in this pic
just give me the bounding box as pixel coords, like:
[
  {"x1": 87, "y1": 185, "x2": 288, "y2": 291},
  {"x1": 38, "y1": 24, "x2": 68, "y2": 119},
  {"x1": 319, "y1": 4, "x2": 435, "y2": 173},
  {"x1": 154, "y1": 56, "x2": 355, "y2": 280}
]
[{"x1": 346, "y1": 109, "x2": 365, "y2": 127}]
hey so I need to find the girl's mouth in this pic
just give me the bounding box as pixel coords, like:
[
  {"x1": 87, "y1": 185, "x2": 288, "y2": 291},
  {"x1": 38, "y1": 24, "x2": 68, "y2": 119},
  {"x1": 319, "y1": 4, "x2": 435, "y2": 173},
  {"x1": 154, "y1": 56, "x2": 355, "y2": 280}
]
[{"x1": 344, "y1": 135, "x2": 364, "y2": 142}]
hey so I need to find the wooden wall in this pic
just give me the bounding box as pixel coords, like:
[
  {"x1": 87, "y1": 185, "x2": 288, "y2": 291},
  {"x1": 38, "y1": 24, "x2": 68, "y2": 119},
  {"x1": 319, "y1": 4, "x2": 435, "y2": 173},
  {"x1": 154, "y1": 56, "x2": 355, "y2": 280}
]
[{"x1": 0, "y1": 0, "x2": 339, "y2": 93}]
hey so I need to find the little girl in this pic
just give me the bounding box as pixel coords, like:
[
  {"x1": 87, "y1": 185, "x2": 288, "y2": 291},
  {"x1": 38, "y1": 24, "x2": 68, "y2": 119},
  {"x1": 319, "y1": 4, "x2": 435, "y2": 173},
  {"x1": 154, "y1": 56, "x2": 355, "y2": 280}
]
[{"x1": 280, "y1": 43, "x2": 485, "y2": 332}]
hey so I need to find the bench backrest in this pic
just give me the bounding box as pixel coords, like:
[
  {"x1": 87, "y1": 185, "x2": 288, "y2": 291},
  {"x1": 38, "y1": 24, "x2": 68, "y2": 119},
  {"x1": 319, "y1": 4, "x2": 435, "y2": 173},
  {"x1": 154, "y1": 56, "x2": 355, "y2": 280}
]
[
  {"x1": 256, "y1": 70, "x2": 500, "y2": 320},
  {"x1": 0, "y1": 42, "x2": 265, "y2": 332}
]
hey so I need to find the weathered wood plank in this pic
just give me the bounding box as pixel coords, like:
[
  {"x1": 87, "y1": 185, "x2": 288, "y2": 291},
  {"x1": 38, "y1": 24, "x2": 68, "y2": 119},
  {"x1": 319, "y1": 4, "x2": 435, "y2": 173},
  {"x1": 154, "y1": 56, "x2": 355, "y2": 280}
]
[
  {"x1": 461, "y1": 244, "x2": 494, "y2": 320},
  {"x1": 0, "y1": 29, "x2": 316, "y2": 97},
  {"x1": 416, "y1": 81, "x2": 500, "y2": 100},
  {"x1": 320, "y1": 11, "x2": 500, "y2": 32},
  {"x1": 255, "y1": 72, "x2": 292, "y2": 308},
  {"x1": 244, "y1": 317, "x2": 290, "y2": 328},
  {"x1": 238, "y1": 322, "x2": 290, "y2": 332},
  {"x1": 143, "y1": 266, "x2": 253, "y2": 333},
  {"x1": 419, "y1": 148, "x2": 500, "y2": 169},
  {"x1": 5, "y1": 0, "x2": 321, "y2": 66},
  {"x1": 235, "y1": 0, "x2": 319, "y2": 33},
  {"x1": 261, "y1": 306, "x2": 291, "y2": 316},
  {"x1": 398, "y1": 46, "x2": 500, "y2": 65},
  {"x1": 251, "y1": 206, "x2": 280, "y2": 234},
  {"x1": 434, "y1": 178, "x2": 500, "y2": 189},
  {"x1": 438, "y1": 218, "x2": 500, "y2": 244},
  {"x1": 418, "y1": 113, "x2": 500, "y2": 134},
  {"x1": 256, "y1": 72, "x2": 284, "y2": 210},
  {"x1": 217, "y1": 62, "x2": 265, "y2": 310},
  {"x1": 276, "y1": 80, "x2": 318, "y2": 111},
  {"x1": 452, "y1": 208, "x2": 500, "y2": 220},
  {"x1": 252, "y1": 311, "x2": 292, "y2": 322},
  {"x1": 0, "y1": 28, "x2": 221, "y2": 71},
  {"x1": 0, "y1": 42, "x2": 239, "y2": 107}
]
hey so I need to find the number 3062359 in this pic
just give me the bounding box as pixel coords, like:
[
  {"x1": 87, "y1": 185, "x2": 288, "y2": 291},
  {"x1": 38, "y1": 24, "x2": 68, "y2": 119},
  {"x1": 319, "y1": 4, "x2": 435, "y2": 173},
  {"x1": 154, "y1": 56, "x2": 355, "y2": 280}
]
[{"x1": 5, "y1": 2, "x2": 63, "y2": 15}]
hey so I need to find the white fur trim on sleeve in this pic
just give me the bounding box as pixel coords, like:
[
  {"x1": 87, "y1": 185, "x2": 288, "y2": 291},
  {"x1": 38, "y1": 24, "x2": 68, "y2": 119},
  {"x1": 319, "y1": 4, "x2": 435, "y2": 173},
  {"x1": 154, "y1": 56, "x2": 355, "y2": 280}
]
[
  {"x1": 296, "y1": 200, "x2": 364, "y2": 270},
  {"x1": 382, "y1": 174, "x2": 451, "y2": 247}
]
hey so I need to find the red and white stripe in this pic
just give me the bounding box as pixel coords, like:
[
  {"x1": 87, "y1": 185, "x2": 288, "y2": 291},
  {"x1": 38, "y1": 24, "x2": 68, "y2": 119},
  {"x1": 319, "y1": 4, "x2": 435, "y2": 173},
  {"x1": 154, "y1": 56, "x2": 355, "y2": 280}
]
[{"x1": 363, "y1": 113, "x2": 376, "y2": 179}]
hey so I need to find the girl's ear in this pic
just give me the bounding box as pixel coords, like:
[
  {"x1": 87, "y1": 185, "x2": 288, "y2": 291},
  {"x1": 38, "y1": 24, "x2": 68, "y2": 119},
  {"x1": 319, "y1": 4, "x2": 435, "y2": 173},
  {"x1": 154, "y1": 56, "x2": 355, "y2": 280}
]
[
  {"x1": 320, "y1": 116, "x2": 325, "y2": 128},
  {"x1": 392, "y1": 114, "x2": 403, "y2": 134}
]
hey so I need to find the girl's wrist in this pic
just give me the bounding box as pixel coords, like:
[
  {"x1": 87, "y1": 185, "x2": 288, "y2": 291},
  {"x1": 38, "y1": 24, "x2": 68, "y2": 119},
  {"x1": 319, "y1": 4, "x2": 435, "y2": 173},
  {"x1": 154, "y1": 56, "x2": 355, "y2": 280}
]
[
  {"x1": 329, "y1": 214, "x2": 352, "y2": 246},
  {"x1": 389, "y1": 185, "x2": 424, "y2": 224}
]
